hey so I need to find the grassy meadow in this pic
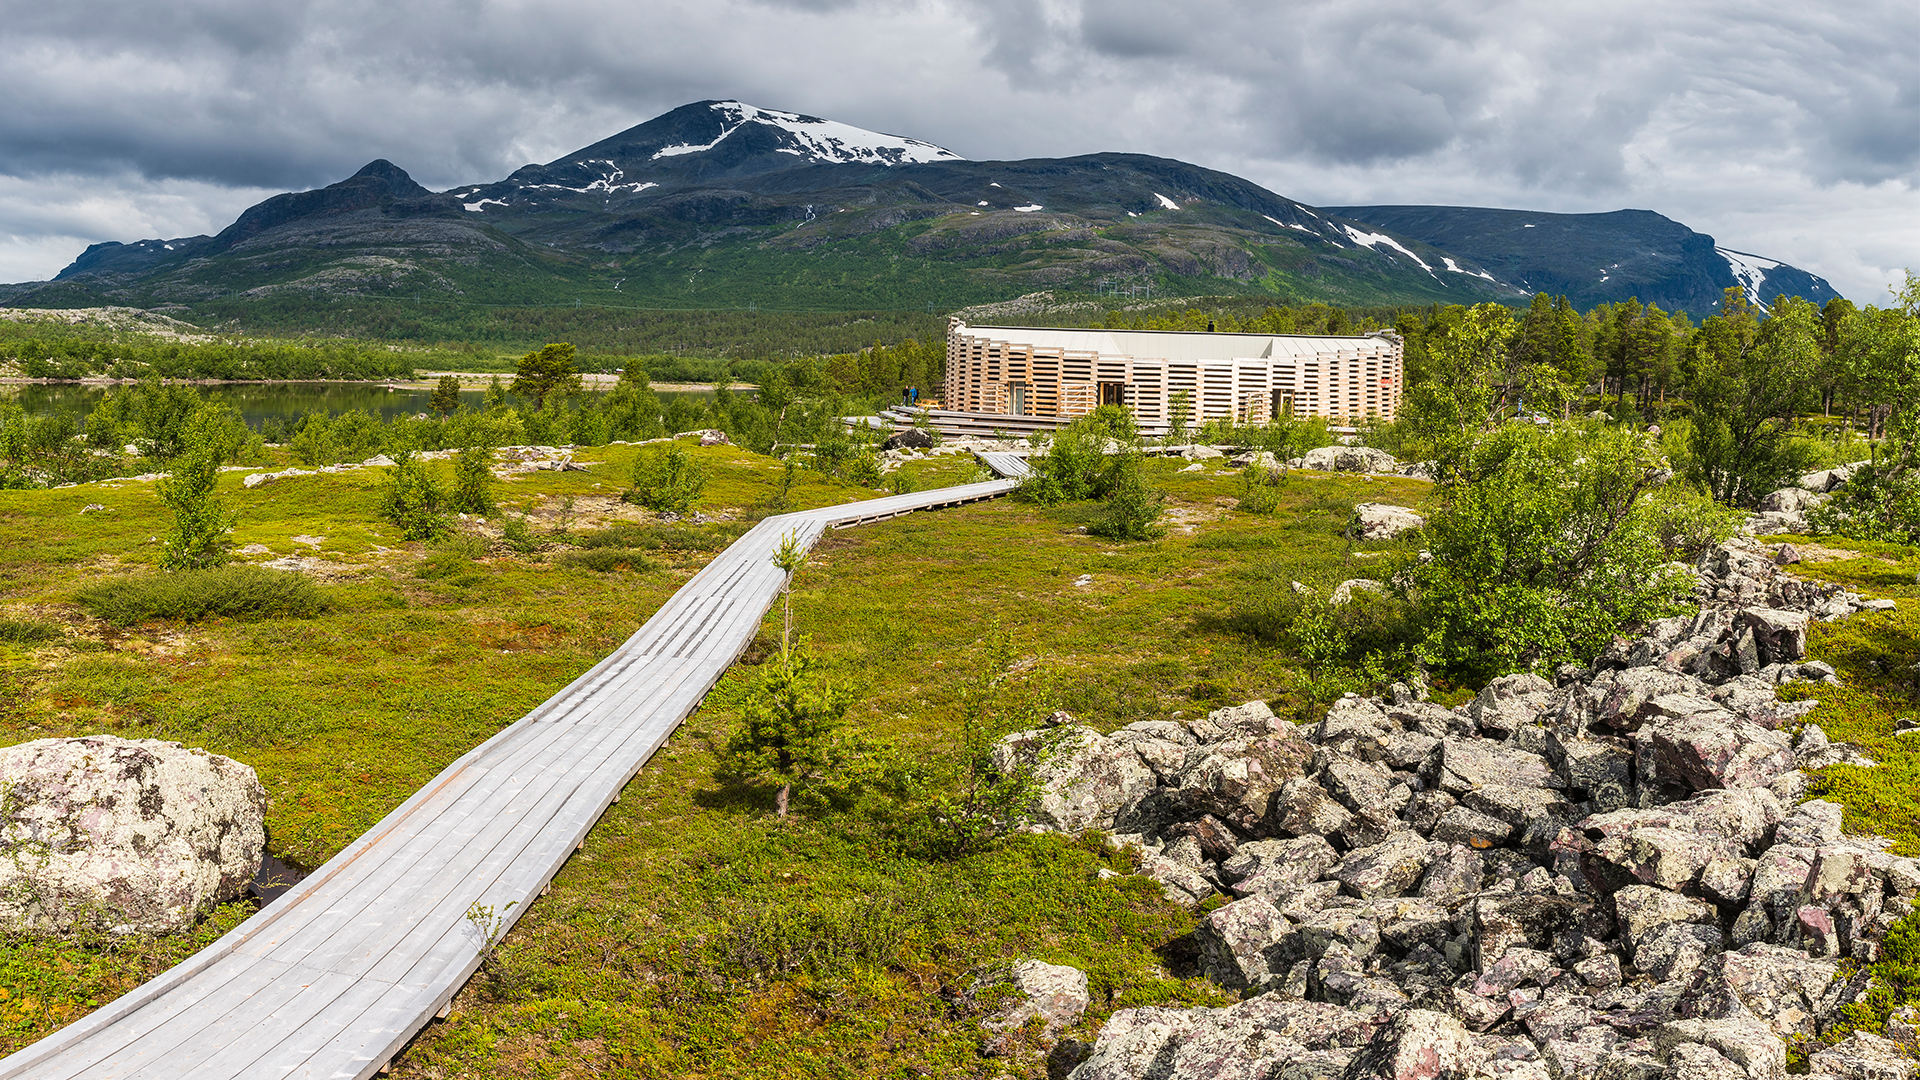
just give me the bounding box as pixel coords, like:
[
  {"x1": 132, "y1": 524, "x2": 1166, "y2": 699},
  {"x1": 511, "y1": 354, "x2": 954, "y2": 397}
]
[{"x1": 0, "y1": 443, "x2": 1915, "y2": 1076}]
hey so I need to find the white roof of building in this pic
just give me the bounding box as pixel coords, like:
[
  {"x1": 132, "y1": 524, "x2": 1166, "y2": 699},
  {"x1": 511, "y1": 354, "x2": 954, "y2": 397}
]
[{"x1": 955, "y1": 323, "x2": 1393, "y2": 362}]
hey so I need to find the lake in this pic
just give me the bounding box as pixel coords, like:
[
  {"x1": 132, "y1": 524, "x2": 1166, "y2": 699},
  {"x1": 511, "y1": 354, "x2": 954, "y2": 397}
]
[{"x1": 2, "y1": 381, "x2": 714, "y2": 427}]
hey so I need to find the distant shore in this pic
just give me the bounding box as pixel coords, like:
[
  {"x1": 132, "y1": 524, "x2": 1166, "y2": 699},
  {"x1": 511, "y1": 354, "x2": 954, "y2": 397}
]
[{"x1": 0, "y1": 373, "x2": 757, "y2": 392}]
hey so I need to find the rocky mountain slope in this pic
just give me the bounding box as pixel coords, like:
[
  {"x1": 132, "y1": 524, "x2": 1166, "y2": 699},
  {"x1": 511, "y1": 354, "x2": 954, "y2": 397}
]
[
  {"x1": 4, "y1": 102, "x2": 1514, "y2": 313},
  {"x1": 1323, "y1": 205, "x2": 1838, "y2": 316},
  {"x1": 10, "y1": 101, "x2": 1837, "y2": 319}
]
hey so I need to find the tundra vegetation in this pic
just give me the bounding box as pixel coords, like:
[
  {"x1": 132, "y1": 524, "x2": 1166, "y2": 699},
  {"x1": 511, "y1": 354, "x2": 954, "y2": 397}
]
[{"x1": 0, "y1": 278, "x2": 1914, "y2": 1074}]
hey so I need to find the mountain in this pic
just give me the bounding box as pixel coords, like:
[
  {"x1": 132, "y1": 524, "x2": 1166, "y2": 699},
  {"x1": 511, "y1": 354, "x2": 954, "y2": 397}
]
[
  {"x1": 16, "y1": 101, "x2": 1519, "y2": 315},
  {"x1": 1320, "y1": 205, "x2": 1838, "y2": 316},
  {"x1": 10, "y1": 101, "x2": 1830, "y2": 322}
]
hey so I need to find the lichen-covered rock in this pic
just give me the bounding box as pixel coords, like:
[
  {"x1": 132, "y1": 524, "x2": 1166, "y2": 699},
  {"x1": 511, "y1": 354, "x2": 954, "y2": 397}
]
[
  {"x1": 1679, "y1": 943, "x2": 1838, "y2": 1040},
  {"x1": 1195, "y1": 895, "x2": 1291, "y2": 989},
  {"x1": 1343, "y1": 1008, "x2": 1483, "y2": 1078},
  {"x1": 1653, "y1": 1018, "x2": 1786, "y2": 1080},
  {"x1": 992, "y1": 726, "x2": 1156, "y2": 833},
  {"x1": 1066, "y1": 996, "x2": 1380, "y2": 1080},
  {"x1": 1807, "y1": 1031, "x2": 1918, "y2": 1080},
  {"x1": 976, "y1": 959, "x2": 1089, "y2": 1054},
  {"x1": 1301, "y1": 445, "x2": 1398, "y2": 474},
  {"x1": 0, "y1": 735, "x2": 266, "y2": 935},
  {"x1": 1352, "y1": 503, "x2": 1426, "y2": 540},
  {"x1": 1649, "y1": 714, "x2": 1796, "y2": 793},
  {"x1": 1468, "y1": 673, "x2": 1555, "y2": 739}
]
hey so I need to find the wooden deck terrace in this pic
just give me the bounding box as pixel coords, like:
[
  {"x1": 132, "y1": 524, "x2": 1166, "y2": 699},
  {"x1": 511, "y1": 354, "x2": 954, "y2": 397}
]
[{"x1": 0, "y1": 466, "x2": 1025, "y2": 1080}]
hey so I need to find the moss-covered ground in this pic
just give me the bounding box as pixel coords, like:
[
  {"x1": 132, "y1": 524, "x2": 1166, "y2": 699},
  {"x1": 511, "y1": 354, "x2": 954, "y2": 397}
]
[
  {"x1": 6, "y1": 449, "x2": 1915, "y2": 1076},
  {"x1": 0, "y1": 445, "x2": 1433, "y2": 1075}
]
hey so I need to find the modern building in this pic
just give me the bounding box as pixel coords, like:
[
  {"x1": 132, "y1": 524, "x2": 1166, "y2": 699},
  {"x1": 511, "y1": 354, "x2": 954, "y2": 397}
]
[{"x1": 940, "y1": 319, "x2": 1404, "y2": 435}]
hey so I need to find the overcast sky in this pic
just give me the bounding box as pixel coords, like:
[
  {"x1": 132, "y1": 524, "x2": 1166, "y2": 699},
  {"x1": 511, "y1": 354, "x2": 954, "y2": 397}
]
[{"x1": 2, "y1": 0, "x2": 1915, "y2": 303}]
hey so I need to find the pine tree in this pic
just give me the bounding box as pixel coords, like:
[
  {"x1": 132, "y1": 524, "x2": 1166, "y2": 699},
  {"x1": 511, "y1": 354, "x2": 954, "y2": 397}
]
[
  {"x1": 510, "y1": 343, "x2": 583, "y2": 411},
  {"x1": 429, "y1": 374, "x2": 462, "y2": 417}
]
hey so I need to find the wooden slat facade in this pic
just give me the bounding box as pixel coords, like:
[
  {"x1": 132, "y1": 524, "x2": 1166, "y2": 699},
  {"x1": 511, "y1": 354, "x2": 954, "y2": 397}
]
[{"x1": 943, "y1": 320, "x2": 1404, "y2": 435}]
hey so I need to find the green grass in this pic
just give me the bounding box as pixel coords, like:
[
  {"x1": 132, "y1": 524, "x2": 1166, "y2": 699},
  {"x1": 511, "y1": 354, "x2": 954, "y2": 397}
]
[
  {"x1": 0, "y1": 449, "x2": 1433, "y2": 1074},
  {"x1": 76, "y1": 566, "x2": 331, "y2": 626},
  {"x1": 1731, "y1": 538, "x2": 1920, "y2": 1056},
  {"x1": 0, "y1": 620, "x2": 60, "y2": 645}
]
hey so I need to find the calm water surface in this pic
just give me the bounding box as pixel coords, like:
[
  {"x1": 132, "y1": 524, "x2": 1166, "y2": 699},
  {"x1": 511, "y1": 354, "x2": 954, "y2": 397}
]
[{"x1": 3, "y1": 382, "x2": 712, "y2": 426}]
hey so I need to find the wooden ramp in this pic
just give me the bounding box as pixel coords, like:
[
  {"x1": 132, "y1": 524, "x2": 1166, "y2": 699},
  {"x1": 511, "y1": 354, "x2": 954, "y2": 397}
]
[{"x1": 0, "y1": 472, "x2": 1021, "y2": 1080}]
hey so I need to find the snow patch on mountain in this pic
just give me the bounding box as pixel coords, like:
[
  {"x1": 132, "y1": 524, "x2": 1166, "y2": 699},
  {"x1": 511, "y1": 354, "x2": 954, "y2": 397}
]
[
  {"x1": 1719, "y1": 247, "x2": 1780, "y2": 307},
  {"x1": 1152, "y1": 193, "x2": 1180, "y2": 211},
  {"x1": 651, "y1": 101, "x2": 962, "y2": 166},
  {"x1": 1263, "y1": 215, "x2": 1312, "y2": 233},
  {"x1": 1013, "y1": 204, "x2": 1043, "y2": 213},
  {"x1": 1342, "y1": 225, "x2": 1434, "y2": 275},
  {"x1": 1442, "y1": 256, "x2": 1498, "y2": 283}
]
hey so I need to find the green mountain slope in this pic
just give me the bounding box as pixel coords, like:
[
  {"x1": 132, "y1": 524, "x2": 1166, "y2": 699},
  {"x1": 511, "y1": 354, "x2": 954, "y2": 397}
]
[{"x1": 13, "y1": 103, "x2": 1523, "y2": 318}]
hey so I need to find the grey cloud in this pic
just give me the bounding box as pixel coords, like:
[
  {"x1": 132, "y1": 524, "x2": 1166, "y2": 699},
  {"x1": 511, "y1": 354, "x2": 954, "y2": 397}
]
[{"x1": 0, "y1": 0, "x2": 1913, "y2": 300}]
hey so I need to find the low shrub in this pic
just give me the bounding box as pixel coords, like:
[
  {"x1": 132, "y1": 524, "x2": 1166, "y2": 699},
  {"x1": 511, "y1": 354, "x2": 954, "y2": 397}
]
[
  {"x1": 573, "y1": 522, "x2": 739, "y2": 551},
  {"x1": 1810, "y1": 462, "x2": 1920, "y2": 545},
  {"x1": 380, "y1": 449, "x2": 450, "y2": 541},
  {"x1": 498, "y1": 514, "x2": 543, "y2": 554},
  {"x1": 448, "y1": 440, "x2": 496, "y2": 514},
  {"x1": 553, "y1": 548, "x2": 659, "y2": 573},
  {"x1": 1089, "y1": 452, "x2": 1166, "y2": 541},
  {"x1": 1237, "y1": 464, "x2": 1283, "y2": 515},
  {"x1": 78, "y1": 567, "x2": 328, "y2": 626},
  {"x1": 625, "y1": 443, "x2": 707, "y2": 514},
  {"x1": 1644, "y1": 482, "x2": 1745, "y2": 560},
  {"x1": 416, "y1": 550, "x2": 481, "y2": 581},
  {"x1": 0, "y1": 619, "x2": 62, "y2": 645}
]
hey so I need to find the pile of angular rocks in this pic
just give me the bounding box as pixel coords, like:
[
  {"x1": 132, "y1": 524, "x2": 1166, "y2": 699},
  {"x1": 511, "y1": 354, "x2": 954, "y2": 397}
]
[
  {"x1": 1746, "y1": 460, "x2": 1871, "y2": 535},
  {"x1": 993, "y1": 540, "x2": 1912, "y2": 1079}
]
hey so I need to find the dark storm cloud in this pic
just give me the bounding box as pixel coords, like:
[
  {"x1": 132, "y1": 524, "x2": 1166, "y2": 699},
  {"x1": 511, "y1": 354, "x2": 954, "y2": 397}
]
[{"x1": 0, "y1": 0, "x2": 1915, "y2": 297}]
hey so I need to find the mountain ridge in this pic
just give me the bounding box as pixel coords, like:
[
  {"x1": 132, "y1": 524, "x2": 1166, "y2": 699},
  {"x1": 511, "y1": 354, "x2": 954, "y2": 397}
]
[
  {"x1": 1322, "y1": 204, "x2": 1837, "y2": 315},
  {"x1": 11, "y1": 100, "x2": 1837, "y2": 318}
]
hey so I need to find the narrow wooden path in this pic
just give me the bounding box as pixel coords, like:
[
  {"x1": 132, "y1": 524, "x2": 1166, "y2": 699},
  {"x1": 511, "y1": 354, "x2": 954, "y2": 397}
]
[{"x1": 1, "y1": 468, "x2": 1022, "y2": 1080}]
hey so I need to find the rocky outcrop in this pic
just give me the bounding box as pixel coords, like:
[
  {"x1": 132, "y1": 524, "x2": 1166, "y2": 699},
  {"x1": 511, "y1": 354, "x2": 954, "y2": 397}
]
[
  {"x1": 881, "y1": 427, "x2": 937, "y2": 452},
  {"x1": 1354, "y1": 504, "x2": 1427, "y2": 540},
  {"x1": 1026, "y1": 540, "x2": 1905, "y2": 1080},
  {"x1": 1745, "y1": 461, "x2": 1869, "y2": 534},
  {"x1": 0, "y1": 736, "x2": 267, "y2": 935},
  {"x1": 1298, "y1": 446, "x2": 1399, "y2": 474},
  {"x1": 973, "y1": 959, "x2": 1090, "y2": 1056}
]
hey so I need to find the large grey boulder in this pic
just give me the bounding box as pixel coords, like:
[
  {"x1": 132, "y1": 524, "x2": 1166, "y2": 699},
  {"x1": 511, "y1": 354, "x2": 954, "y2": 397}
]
[
  {"x1": 1655, "y1": 1018, "x2": 1787, "y2": 1079},
  {"x1": 1808, "y1": 1031, "x2": 1917, "y2": 1079},
  {"x1": 1342, "y1": 1009, "x2": 1484, "y2": 1078},
  {"x1": 880, "y1": 427, "x2": 936, "y2": 451},
  {"x1": 1301, "y1": 445, "x2": 1399, "y2": 474},
  {"x1": 1467, "y1": 673, "x2": 1555, "y2": 739},
  {"x1": 1648, "y1": 713, "x2": 1796, "y2": 793},
  {"x1": 1352, "y1": 504, "x2": 1426, "y2": 540},
  {"x1": 975, "y1": 959, "x2": 1089, "y2": 1053},
  {"x1": 992, "y1": 726, "x2": 1157, "y2": 833},
  {"x1": 1194, "y1": 895, "x2": 1292, "y2": 988},
  {"x1": 1067, "y1": 996, "x2": 1381, "y2": 1080},
  {"x1": 1800, "y1": 463, "x2": 1867, "y2": 494},
  {"x1": 1680, "y1": 943, "x2": 1839, "y2": 1040},
  {"x1": 0, "y1": 736, "x2": 266, "y2": 935},
  {"x1": 1758, "y1": 487, "x2": 1824, "y2": 513}
]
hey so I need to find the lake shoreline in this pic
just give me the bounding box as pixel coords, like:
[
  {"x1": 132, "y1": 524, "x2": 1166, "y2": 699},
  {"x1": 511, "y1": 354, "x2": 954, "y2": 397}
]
[{"x1": 1, "y1": 373, "x2": 756, "y2": 392}]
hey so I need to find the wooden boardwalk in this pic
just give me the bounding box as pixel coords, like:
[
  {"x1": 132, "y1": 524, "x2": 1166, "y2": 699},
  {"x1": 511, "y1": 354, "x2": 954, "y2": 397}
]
[{"x1": 0, "y1": 470, "x2": 1021, "y2": 1080}]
